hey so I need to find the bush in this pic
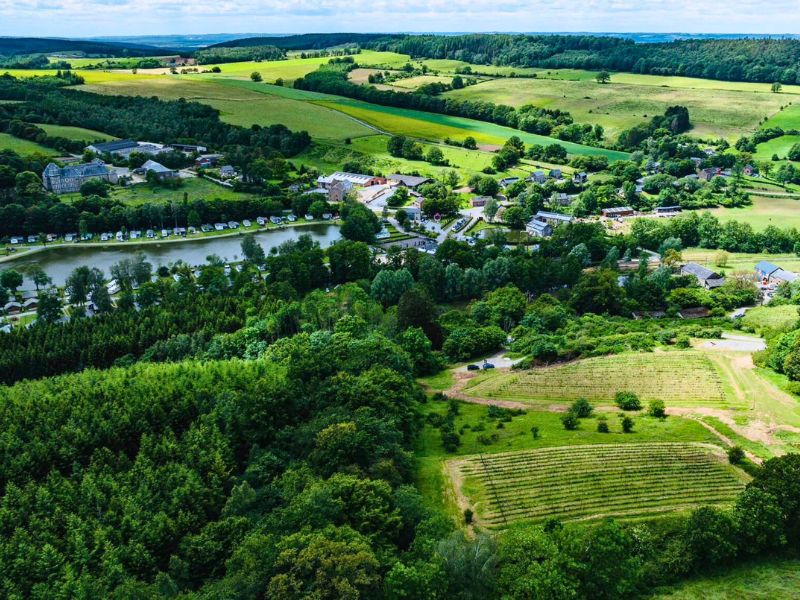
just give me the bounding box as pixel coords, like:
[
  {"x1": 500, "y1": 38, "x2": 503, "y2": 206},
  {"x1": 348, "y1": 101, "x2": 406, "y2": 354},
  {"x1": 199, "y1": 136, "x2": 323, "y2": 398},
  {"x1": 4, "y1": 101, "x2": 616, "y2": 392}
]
[
  {"x1": 571, "y1": 397, "x2": 594, "y2": 418},
  {"x1": 464, "y1": 508, "x2": 474, "y2": 524},
  {"x1": 728, "y1": 446, "x2": 745, "y2": 464},
  {"x1": 561, "y1": 412, "x2": 579, "y2": 430},
  {"x1": 649, "y1": 399, "x2": 666, "y2": 418},
  {"x1": 530, "y1": 425, "x2": 540, "y2": 439},
  {"x1": 621, "y1": 415, "x2": 635, "y2": 433},
  {"x1": 615, "y1": 391, "x2": 642, "y2": 411},
  {"x1": 597, "y1": 417, "x2": 610, "y2": 433}
]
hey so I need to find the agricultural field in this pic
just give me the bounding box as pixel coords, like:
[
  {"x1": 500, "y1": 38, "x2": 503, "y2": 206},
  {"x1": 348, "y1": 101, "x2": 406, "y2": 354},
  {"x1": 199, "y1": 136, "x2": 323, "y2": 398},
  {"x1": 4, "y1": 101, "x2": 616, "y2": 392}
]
[
  {"x1": 0, "y1": 132, "x2": 53, "y2": 155},
  {"x1": 763, "y1": 102, "x2": 800, "y2": 131},
  {"x1": 36, "y1": 123, "x2": 116, "y2": 142},
  {"x1": 462, "y1": 351, "x2": 735, "y2": 409},
  {"x1": 654, "y1": 558, "x2": 800, "y2": 599},
  {"x1": 311, "y1": 96, "x2": 630, "y2": 159},
  {"x1": 450, "y1": 442, "x2": 746, "y2": 527},
  {"x1": 708, "y1": 195, "x2": 800, "y2": 231},
  {"x1": 446, "y1": 76, "x2": 789, "y2": 141}
]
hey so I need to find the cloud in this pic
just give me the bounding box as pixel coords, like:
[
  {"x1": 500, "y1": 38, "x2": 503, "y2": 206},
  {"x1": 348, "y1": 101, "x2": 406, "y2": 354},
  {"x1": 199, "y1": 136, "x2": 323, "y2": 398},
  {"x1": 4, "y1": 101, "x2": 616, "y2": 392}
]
[{"x1": 0, "y1": 0, "x2": 798, "y2": 36}]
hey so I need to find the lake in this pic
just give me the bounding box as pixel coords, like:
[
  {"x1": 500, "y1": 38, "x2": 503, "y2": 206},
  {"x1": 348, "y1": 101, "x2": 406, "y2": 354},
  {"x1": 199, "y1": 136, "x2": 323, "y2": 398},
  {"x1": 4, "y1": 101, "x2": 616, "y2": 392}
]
[{"x1": 5, "y1": 224, "x2": 341, "y2": 286}]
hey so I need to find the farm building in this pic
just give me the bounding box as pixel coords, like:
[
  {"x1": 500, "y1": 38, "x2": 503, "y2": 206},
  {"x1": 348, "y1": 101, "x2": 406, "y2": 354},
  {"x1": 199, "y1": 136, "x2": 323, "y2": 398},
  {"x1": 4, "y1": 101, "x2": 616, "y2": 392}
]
[
  {"x1": 87, "y1": 139, "x2": 165, "y2": 158},
  {"x1": 601, "y1": 206, "x2": 635, "y2": 218},
  {"x1": 655, "y1": 206, "x2": 682, "y2": 215},
  {"x1": 534, "y1": 211, "x2": 573, "y2": 226},
  {"x1": 471, "y1": 196, "x2": 491, "y2": 207},
  {"x1": 499, "y1": 177, "x2": 520, "y2": 189},
  {"x1": 681, "y1": 263, "x2": 726, "y2": 289},
  {"x1": 42, "y1": 160, "x2": 115, "y2": 194},
  {"x1": 527, "y1": 171, "x2": 546, "y2": 184},
  {"x1": 526, "y1": 219, "x2": 553, "y2": 238},
  {"x1": 548, "y1": 169, "x2": 563, "y2": 180},
  {"x1": 195, "y1": 154, "x2": 224, "y2": 168},
  {"x1": 572, "y1": 172, "x2": 588, "y2": 184},
  {"x1": 140, "y1": 160, "x2": 177, "y2": 180},
  {"x1": 387, "y1": 174, "x2": 430, "y2": 189},
  {"x1": 755, "y1": 261, "x2": 798, "y2": 285},
  {"x1": 317, "y1": 172, "x2": 386, "y2": 188}
]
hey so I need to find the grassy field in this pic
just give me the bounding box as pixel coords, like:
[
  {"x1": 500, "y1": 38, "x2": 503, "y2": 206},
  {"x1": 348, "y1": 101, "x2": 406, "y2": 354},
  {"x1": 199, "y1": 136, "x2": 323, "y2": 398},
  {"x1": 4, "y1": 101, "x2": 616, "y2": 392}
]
[
  {"x1": 447, "y1": 77, "x2": 788, "y2": 141},
  {"x1": 741, "y1": 304, "x2": 799, "y2": 333},
  {"x1": 754, "y1": 135, "x2": 800, "y2": 160},
  {"x1": 763, "y1": 103, "x2": 800, "y2": 130},
  {"x1": 463, "y1": 351, "x2": 735, "y2": 409},
  {"x1": 60, "y1": 177, "x2": 254, "y2": 206},
  {"x1": 654, "y1": 558, "x2": 800, "y2": 599},
  {"x1": 682, "y1": 248, "x2": 800, "y2": 272},
  {"x1": 708, "y1": 195, "x2": 800, "y2": 231},
  {"x1": 451, "y1": 442, "x2": 745, "y2": 527},
  {"x1": 0, "y1": 133, "x2": 53, "y2": 155},
  {"x1": 37, "y1": 123, "x2": 116, "y2": 142}
]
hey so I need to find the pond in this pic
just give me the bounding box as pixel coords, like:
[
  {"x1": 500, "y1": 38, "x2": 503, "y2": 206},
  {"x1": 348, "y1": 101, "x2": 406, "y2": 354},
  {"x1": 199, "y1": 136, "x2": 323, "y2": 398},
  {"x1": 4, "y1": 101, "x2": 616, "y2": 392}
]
[{"x1": 5, "y1": 224, "x2": 341, "y2": 286}]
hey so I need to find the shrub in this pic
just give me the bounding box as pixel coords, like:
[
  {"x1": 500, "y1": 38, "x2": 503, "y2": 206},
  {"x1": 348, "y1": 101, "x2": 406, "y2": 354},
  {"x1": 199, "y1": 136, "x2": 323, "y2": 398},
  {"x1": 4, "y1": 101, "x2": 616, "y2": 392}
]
[
  {"x1": 728, "y1": 446, "x2": 745, "y2": 464},
  {"x1": 561, "y1": 412, "x2": 579, "y2": 430},
  {"x1": 675, "y1": 334, "x2": 691, "y2": 348},
  {"x1": 621, "y1": 415, "x2": 635, "y2": 433},
  {"x1": 464, "y1": 508, "x2": 474, "y2": 524},
  {"x1": 597, "y1": 420, "x2": 610, "y2": 433},
  {"x1": 649, "y1": 399, "x2": 667, "y2": 418},
  {"x1": 615, "y1": 391, "x2": 642, "y2": 411},
  {"x1": 530, "y1": 425, "x2": 540, "y2": 439},
  {"x1": 571, "y1": 397, "x2": 594, "y2": 418}
]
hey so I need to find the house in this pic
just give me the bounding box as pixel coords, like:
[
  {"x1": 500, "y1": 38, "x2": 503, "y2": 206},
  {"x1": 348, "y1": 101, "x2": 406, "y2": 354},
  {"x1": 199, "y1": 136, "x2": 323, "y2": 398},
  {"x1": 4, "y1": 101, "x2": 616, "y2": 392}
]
[
  {"x1": 528, "y1": 171, "x2": 546, "y2": 184},
  {"x1": 548, "y1": 169, "x2": 563, "y2": 180},
  {"x1": 772, "y1": 269, "x2": 798, "y2": 284},
  {"x1": 601, "y1": 206, "x2": 635, "y2": 218},
  {"x1": 743, "y1": 164, "x2": 757, "y2": 177},
  {"x1": 219, "y1": 165, "x2": 236, "y2": 178},
  {"x1": 499, "y1": 177, "x2": 520, "y2": 189},
  {"x1": 526, "y1": 218, "x2": 553, "y2": 238},
  {"x1": 572, "y1": 172, "x2": 588, "y2": 184},
  {"x1": 471, "y1": 196, "x2": 491, "y2": 207},
  {"x1": 402, "y1": 205, "x2": 422, "y2": 221},
  {"x1": 140, "y1": 160, "x2": 177, "y2": 180},
  {"x1": 699, "y1": 168, "x2": 723, "y2": 182},
  {"x1": 3, "y1": 301, "x2": 22, "y2": 314},
  {"x1": 682, "y1": 263, "x2": 726, "y2": 289},
  {"x1": 387, "y1": 174, "x2": 430, "y2": 189},
  {"x1": 317, "y1": 172, "x2": 385, "y2": 189},
  {"x1": 195, "y1": 154, "x2": 224, "y2": 168},
  {"x1": 534, "y1": 211, "x2": 574, "y2": 226},
  {"x1": 555, "y1": 193, "x2": 573, "y2": 206},
  {"x1": 43, "y1": 160, "x2": 114, "y2": 194}
]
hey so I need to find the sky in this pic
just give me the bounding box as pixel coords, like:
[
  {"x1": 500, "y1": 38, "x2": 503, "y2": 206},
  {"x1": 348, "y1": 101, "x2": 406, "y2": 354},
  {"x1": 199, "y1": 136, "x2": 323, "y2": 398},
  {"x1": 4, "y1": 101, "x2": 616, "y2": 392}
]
[{"x1": 1, "y1": 0, "x2": 798, "y2": 38}]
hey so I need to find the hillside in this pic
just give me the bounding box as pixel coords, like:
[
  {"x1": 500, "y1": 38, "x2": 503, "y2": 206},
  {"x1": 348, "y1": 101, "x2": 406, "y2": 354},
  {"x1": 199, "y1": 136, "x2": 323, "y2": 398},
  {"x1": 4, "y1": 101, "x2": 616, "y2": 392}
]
[{"x1": 0, "y1": 36, "x2": 172, "y2": 57}]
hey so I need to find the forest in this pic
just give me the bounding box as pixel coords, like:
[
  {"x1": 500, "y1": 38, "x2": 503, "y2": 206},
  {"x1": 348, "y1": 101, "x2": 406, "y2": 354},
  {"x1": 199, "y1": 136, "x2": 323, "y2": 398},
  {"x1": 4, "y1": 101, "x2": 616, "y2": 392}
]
[{"x1": 366, "y1": 34, "x2": 800, "y2": 84}]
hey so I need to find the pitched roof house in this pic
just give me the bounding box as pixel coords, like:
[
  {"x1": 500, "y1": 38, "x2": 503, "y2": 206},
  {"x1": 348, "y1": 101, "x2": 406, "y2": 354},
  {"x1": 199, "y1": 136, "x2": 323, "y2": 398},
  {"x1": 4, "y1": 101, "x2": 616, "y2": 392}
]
[{"x1": 43, "y1": 160, "x2": 113, "y2": 194}]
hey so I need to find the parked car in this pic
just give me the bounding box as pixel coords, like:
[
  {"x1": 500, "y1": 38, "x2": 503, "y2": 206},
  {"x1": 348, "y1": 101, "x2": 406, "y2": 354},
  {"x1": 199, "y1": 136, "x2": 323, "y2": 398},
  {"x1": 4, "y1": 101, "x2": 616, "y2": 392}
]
[
  {"x1": 482, "y1": 362, "x2": 495, "y2": 370},
  {"x1": 467, "y1": 364, "x2": 480, "y2": 371}
]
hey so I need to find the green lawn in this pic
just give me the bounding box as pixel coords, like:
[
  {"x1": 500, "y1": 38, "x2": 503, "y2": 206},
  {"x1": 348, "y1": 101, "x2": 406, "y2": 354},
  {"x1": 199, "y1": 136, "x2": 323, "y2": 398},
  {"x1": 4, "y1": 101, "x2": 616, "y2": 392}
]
[
  {"x1": 682, "y1": 248, "x2": 800, "y2": 272},
  {"x1": 447, "y1": 76, "x2": 788, "y2": 141},
  {"x1": 754, "y1": 135, "x2": 800, "y2": 160},
  {"x1": 37, "y1": 123, "x2": 116, "y2": 143},
  {"x1": 0, "y1": 133, "x2": 53, "y2": 155},
  {"x1": 63, "y1": 177, "x2": 255, "y2": 206},
  {"x1": 654, "y1": 558, "x2": 800, "y2": 599},
  {"x1": 763, "y1": 102, "x2": 800, "y2": 130}
]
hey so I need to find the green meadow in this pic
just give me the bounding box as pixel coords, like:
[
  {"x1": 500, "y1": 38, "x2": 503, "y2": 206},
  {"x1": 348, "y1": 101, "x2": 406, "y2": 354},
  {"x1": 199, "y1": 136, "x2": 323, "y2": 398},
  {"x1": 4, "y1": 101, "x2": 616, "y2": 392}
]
[
  {"x1": 447, "y1": 76, "x2": 789, "y2": 141},
  {"x1": 708, "y1": 195, "x2": 800, "y2": 231}
]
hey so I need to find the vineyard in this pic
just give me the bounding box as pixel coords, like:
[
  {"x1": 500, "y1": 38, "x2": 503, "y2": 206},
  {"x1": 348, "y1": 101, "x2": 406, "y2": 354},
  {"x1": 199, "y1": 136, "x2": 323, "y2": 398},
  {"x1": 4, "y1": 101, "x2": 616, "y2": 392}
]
[
  {"x1": 452, "y1": 442, "x2": 747, "y2": 527},
  {"x1": 463, "y1": 351, "x2": 738, "y2": 408}
]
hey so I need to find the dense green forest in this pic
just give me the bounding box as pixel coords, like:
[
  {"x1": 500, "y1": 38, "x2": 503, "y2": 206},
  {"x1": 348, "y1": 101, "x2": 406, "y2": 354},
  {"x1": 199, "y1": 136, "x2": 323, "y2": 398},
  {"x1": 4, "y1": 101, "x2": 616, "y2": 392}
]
[
  {"x1": 366, "y1": 34, "x2": 800, "y2": 83},
  {"x1": 0, "y1": 36, "x2": 171, "y2": 58},
  {"x1": 211, "y1": 33, "x2": 398, "y2": 50},
  {"x1": 195, "y1": 45, "x2": 286, "y2": 65}
]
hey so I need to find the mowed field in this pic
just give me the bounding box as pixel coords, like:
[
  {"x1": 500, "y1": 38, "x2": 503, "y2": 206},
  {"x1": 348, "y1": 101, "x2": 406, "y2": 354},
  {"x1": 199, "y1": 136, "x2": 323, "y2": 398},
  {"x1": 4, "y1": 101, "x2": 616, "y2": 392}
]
[
  {"x1": 753, "y1": 134, "x2": 800, "y2": 160},
  {"x1": 682, "y1": 248, "x2": 800, "y2": 272},
  {"x1": 451, "y1": 442, "x2": 746, "y2": 526},
  {"x1": 447, "y1": 76, "x2": 790, "y2": 140},
  {"x1": 463, "y1": 351, "x2": 735, "y2": 409}
]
